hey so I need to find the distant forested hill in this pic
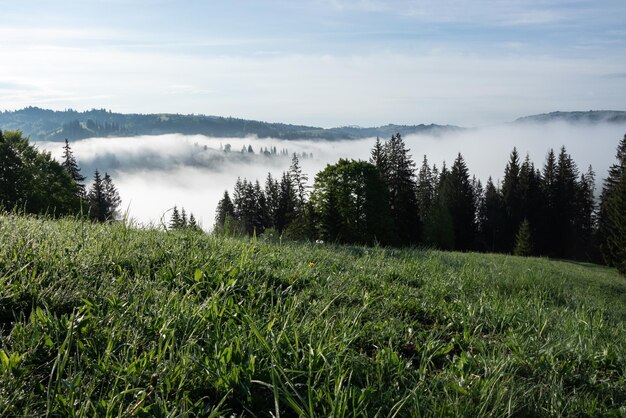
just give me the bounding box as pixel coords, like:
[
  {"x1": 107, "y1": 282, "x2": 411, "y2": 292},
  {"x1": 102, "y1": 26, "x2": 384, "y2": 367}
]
[
  {"x1": 0, "y1": 107, "x2": 461, "y2": 141},
  {"x1": 515, "y1": 110, "x2": 626, "y2": 124}
]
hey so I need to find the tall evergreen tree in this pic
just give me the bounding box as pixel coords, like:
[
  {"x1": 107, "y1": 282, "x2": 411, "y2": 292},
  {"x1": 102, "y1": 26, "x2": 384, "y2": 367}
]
[
  {"x1": 88, "y1": 170, "x2": 107, "y2": 222},
  {"x1": 554, "y1": 146, "x2": 580, "y2": 258},
  {"x1": 87, "y1": 170, "x2": 120, "y2": 222},
  {"x1": 370, "y1": 137, "x2": 388, "y2": 174},
  {"x1": 188, "y1": 213, "x2": 199, "y2": 230},
  {"x1": 170, "y1": 206, "x2": 182, "y2": 229},
  {"x1": 102, "y1": 172, "x2": 121, "y2": 220},
  {"x1": 575, "y1": 166, "x2": 596, "y2": 260},
  {"x1": 501, "y1": 148, "x2": 522, "y2": 251},
  {"x1": 289, "y1": 154, "x2": 308, "y2": 213},
  {"x1": 513, "y1": 219, "x2": 534, "y2": 257},
  {"x1": 380, "y1": 133, "x2": 420, "y2": 245},
  {"x1": 416, "y1": 155, "x2": 436, "y2": 227},
  {"x1": 598, "y1": 134, "x2": 626, "y2": 274},
  {"x1": 447, "y1": 153, "x2": 476, "y2": 251},
  {"x1": 61, "y1": 139, "x2": 86, "y2": 197},
  {"x1": 276, "y1": 172, "x2": 297, "y2": 233},
  {"x1": 540, "y1": 149, "x2": 559, "y2": 255},
  {"x1": 518, "y1": 155, "x2": 542, "y2": 244},
  {"x1": 264, "y1": 173, "x2": 280, "y2": 230},
  {"x1": 214, "y1": 190, "x2": 236, "y2": 233},
  {"x1": 180, "y1": 207, "x2": 188, "y2": 228},
  {"x1": 425, "y1": 163, "x2": 455, "y2": 249},
  {"x1": 478, "y1": 177, "x2": 506, "y2": 252}
]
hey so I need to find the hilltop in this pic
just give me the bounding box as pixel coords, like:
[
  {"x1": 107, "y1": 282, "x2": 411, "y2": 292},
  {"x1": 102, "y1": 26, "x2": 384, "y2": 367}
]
[{"x1": 1, "y1": 214, "x2": 625, "y2": 416}]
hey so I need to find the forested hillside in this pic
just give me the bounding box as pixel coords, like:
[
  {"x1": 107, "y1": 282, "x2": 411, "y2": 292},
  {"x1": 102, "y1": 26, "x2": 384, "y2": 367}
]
[
  {"x1": 0, "y1": 107, "x2": 460, "y2": 141},
  {"x1": 216, "y1": 133, "x2": 626, "y2": 273}
]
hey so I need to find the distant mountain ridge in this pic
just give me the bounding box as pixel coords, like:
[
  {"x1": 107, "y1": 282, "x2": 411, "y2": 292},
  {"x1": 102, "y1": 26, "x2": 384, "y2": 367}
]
[
  {"x1": 0, "y1": 107, "x2": 461, "y2": 141},
  {"x1": 1, "y1": 108, "x2": 624, "y2": 142},
  {"x1": 515, "y1": 110, "x2": 626, "y2": 124}
]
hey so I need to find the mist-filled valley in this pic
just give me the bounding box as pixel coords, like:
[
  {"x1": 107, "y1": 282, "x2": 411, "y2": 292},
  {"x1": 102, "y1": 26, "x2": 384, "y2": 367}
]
[{"x1": 36, "y1": 121, "x2": 626, "y2": 230}]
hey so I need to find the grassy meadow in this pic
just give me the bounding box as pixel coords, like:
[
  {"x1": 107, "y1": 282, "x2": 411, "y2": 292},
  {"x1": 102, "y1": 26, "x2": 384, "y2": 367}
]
[{"x1": 1, "y1": 214, "x2": 625, "y2": 417}]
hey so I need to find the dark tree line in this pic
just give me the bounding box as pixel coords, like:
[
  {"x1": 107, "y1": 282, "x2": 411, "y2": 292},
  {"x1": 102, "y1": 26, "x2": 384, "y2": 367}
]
[
  {"x1": 0, "y1": 130, "x2": 120, "y2": 222},
  {"x1": 168, "y1": 206, "x2": 200, "y2": 231},
  {"x1": 598, "y1": 134, "x2": 626, "y2": 274},
  {"x1": 215, "y1": 132, "x2": 626, "y2": 273},
  {"x1": 214, "y1": 154, "x2": 314, "y2": 239}
]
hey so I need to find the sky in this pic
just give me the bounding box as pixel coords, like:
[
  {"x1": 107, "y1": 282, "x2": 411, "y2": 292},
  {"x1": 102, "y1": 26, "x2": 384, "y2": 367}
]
[{"x1": 1, "y1": 0, "x2": 625, "y2": 127}]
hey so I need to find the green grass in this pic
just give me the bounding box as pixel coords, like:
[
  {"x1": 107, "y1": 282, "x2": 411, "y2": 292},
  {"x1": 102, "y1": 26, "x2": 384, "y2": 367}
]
[{"x1": 1, "y1": 214, "x2": 625, "y2": 417}]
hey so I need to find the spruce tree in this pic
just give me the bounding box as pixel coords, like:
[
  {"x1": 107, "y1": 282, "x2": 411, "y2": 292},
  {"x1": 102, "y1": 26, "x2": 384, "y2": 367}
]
[
  {"x1": 276, "y1": 172, "x2": 296, "y2": 233},
  {"x1": 188, "y1": 213, "x2": 199, "y2": 230},
  {"x1": 598, "y1": 134, "x2": 626, "y2": 274},
  {"x1": 514, "y1": 219, "x2": 533, "y2": 257},
  {"x1": 447, "y1": 153, "x2": 476, "y2": 251},
  {"x1": 170, "y1": 206, "x2": 182, "y2": 229},
  {"x1": 425, "y1": 163, "x2": 455, "y2": 249},
  {"x1": 264, "y1": 173, "x2": 280, "y2": 230},
  {"x1": 416, "y1": 155, "x2": 435, "y2": 226},
  {"x1": 289, "y1": 154, "x2": 308, "y2": 213},
  {"x1": 501, "y1": 148, "x2": 522, "y2": 251},
  {"x1": 180, "y1": 208, "x2": 188, "y2": 228},
  {"x1": 575, "y1": 166, "x2": 596, "y2": 260},
  {"x1": 102, "y1": 172, "x2": 121, "y2": 220},
  {"x1": 88, "y1": 170, "x2": 107, "y2": 222},
  {"x1": 214, "y1": 191, "x2": 236, "y2": 233},
  {"x1": 554, "y1": 146, "x2": 580, "y2": 258},
  {"x1": 370, "y1": 137, "x2": 388, "y2": 174},
  {"x1": 478, "y1": 177, "x2": 506, "y2": 252},
  {"x1": 540, "y1": 149, "x2": 558, "y2": 255},
  {"x1": 61, "y1": 139, "x2": 86, "y2": 197},
  {"x1": 381, "y1": 133, "x2": 419, "y2": 245},
  {"x1": 518, "y1": 155, "x2": 542, "y2": 248}
]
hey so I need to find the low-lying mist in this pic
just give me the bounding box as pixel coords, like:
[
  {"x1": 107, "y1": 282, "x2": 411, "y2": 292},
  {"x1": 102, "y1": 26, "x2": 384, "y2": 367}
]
[{"x1": 37, "y1": 122, "x2": 626, "y2": 230}]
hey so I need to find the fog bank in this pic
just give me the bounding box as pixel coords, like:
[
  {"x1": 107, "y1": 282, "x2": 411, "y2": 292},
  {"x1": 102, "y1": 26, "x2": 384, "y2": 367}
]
[{"x1": 37, "y1": 122, "x2": 626, "y2": 230}]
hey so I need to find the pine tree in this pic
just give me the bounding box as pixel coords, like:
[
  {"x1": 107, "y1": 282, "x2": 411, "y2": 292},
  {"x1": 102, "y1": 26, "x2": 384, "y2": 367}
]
[
  {"x1": 170, "y1": 206, "x2": 182, "y2": 229},
  {"x1": 88, "y1": 170, "x2": 108, "y2": 222},
  {"x1": 425, "y1": 163, "x2": 455, "y2": 249},
  {"x1": 253, "y1": 180, "x2": 268, "y2": 234},
  {"x1": 518, "y1": 155, "x2": 542, "y2": 247},
  {"x1": 447, "y1": 153, "x2": 476, "y2": 251},
  {"x1": 540, "y1": 149, "x2": 558, "y2": 255},
  {"x1": 575, "y1": 166, "x2": 596, "y2": 260},
  {"x1": 501, "y1": 148, "x2": 522, "y2": 251},
  {"x1": 102, "y1": 172, "x2": 121, "y2": 220},
  {"x1": 370, "y1": 137, "x2": 388, "y2": 174},
  {"x1": 214, "y1": 191, "x2": 236, "y2": 233},
  {"x1": 478, "y1": 177, "x2": 506, "y2": 252},
  {"x1": 61, "y1": 139, "x2": 86, "y2": 197},
  {"x1": 416, "y1": 155, "x2": 435, "y2": 226},
  {"x1": 598, "y1": 134, "x2": 626, "y2": 274},
  {"x1": 289, "y1": 154, "x2": 308, "y2": 213},
  {"x1": 180, "y1": 208, "x2": 188, "y2": 228},
  {"x1": 188, "y1": 213, "x2": 199, "y2": 230},
  {"x1": 277, "y1": 172, "x2": 296, "y2": 233},
  {"x1": 381, "y1": 133, "x2": 419, "y2": 245},
  {"x1": 514, "y1": 219, "x2": 533, "y2": 257},
  {"x1": 264, "y1": 173, "x2": 280, "y2": 230},
  {"x1": 554, "y1": 146, "x2": 580, "y2": 258}
]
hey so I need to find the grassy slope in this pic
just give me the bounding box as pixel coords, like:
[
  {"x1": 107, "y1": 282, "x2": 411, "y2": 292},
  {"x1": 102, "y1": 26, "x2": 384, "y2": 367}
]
[{"x1": 0, "y1": 215, "x2": 625, "y2": 417}]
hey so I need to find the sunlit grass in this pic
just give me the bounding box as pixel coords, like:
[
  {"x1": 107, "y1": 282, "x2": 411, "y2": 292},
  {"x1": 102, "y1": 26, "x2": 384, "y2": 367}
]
[{"x1": 1, "y1": 214, "x2": 625, "y2": 416}]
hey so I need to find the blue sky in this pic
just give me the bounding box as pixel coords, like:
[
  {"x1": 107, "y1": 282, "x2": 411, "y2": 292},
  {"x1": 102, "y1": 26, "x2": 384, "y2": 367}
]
[{"x1": 1, "y1": 0, "x2": 625, "y2": 126}]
